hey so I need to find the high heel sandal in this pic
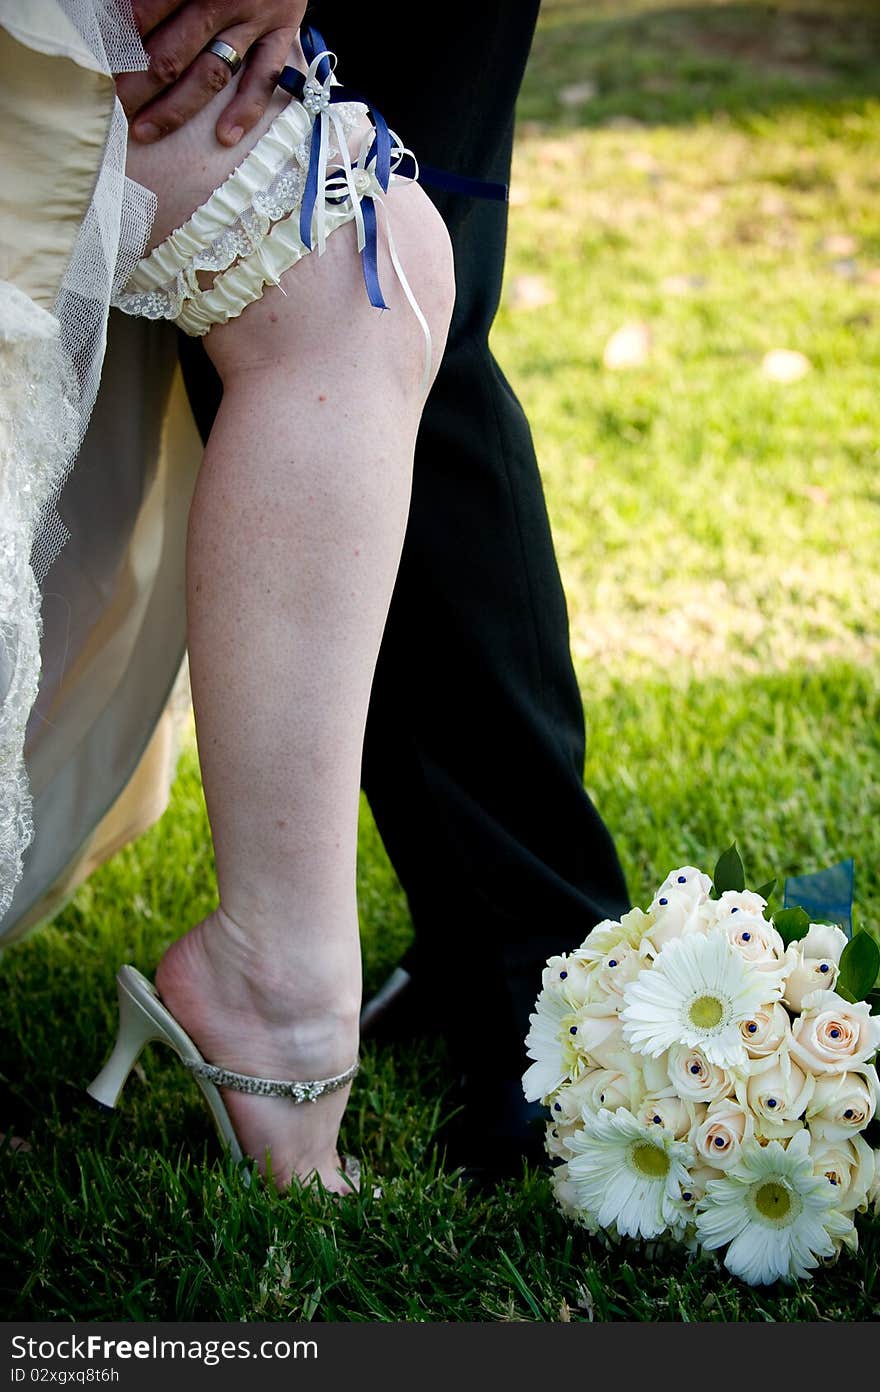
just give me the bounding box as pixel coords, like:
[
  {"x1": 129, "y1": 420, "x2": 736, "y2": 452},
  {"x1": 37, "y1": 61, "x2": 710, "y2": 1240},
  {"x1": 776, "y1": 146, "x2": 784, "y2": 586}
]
[{"x1": 86, "y1": 964, "x2": 361, "y2": 1190}]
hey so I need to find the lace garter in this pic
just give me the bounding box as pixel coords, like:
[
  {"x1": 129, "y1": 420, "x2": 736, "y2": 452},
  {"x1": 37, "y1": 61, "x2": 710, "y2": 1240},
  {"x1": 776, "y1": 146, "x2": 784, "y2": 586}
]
[{"x1": 113, "y1": 46, "x2": 433, "y2": 384}]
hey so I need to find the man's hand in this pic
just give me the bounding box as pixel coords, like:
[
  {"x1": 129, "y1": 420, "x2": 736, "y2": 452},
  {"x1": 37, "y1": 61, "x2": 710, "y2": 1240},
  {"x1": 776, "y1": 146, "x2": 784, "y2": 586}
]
[{"x1": 117, "y1": 0, "x2": 307, "y2": 147}]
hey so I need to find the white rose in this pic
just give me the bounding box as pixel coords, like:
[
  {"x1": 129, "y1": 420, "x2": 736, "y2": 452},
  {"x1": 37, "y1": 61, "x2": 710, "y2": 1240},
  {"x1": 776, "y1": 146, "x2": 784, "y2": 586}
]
[
  {"x1": 579, "y1": 942, "x2": 647, "y2": 1007},
  {"x1": 739, "y1": 1002, "x2": 791, "y2": 1059},
  {"x1": 550, "y1": 1162, "x2": 601, "y2": 1232},
  {"x1": 570, "y1": 1008, "x2": 631, "y2": 1071},
  {"x1": 869, "y1": 1148, "x2": 880, "y2": 1212},
  {"x1": 805, "y1": 1065, "x2": 879, "y2": 1141},
  {"x1": 783, "y1": 950, "x2": 840, "y2": 1013},
  {"x1": 619, "y1": 906, "x2": 656, "y2": 941},
  {"x1": 541, "y1": 953, "x2": 594, "y2": 1007},
  {"x1": 641, "y1": 1052, "x2": 673, "y2": 1094},
  {"x1": 550, "y1": 1067, "x2": 642, "y2": 1124},
  {"x1": 811, "y1": 1133, "x2": 875, "y2": 1214},
  {"x1": 575, "y1": 908, "x2": 652, "y2": 963},
  {"x1": 735, "y1": 1049, "x2": 815, "y2": 1137},
  {"x1": 644, "y1": 890, "x2": 706, "y2": 954},
  {"x1": 790, "y1": 990, "x2": 880, "y2": 1074},
  {"x1": 800, "y1": 923, "x2": 849, "y2": 963},
  {"x1": 545, "y1": 1119, "x2": 580, "y2": 1159},
  {"x1": 780, "y1": 926, "x2": 846, "y2": 1015},
  {"x1": 542, "y1": 953, "x2": 571, "y2": 990},
  {"x1": 707, "y1": 889, "x2": 771, "y2": 920},
  {"x1": 717, "y1": 912, "x2": 785, "y2": 972},
  {"x1": 575, "y1": 916, "x2": 621, "y2": 951},
  {"x1": 691, "y1": 1098, "x2": 755, "y2": 1170},
  {"x1": 679, "y1": 1163, "x2": 725, "y2": 1203},
  {"x1": 636, "y1": 1092, "x2": 704, "y2": 1140},
  {"x1": 654, "y1": 867, "x2": 713, "y2": 904},
  {"x1": 668, "y1": 1044, "x2": 734, "y2": 1104}
]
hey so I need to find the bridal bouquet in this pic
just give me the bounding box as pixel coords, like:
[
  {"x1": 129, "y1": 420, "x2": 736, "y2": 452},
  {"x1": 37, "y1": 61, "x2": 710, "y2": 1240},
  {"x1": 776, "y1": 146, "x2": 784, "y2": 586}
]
[{"x1": 523, "y1": 849, "x2": 880, "y2": 1286}]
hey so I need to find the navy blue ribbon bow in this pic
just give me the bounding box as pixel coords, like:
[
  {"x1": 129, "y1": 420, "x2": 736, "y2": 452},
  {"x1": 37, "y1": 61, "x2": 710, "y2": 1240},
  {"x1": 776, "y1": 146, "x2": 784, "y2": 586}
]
[{"x1": 277, "y1": 26, "x2": 507, "y2": 312}]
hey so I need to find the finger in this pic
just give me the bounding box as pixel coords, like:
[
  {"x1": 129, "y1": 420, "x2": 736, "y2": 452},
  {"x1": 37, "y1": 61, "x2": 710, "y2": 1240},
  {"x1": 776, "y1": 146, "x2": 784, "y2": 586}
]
[
  {"x1": 116, "y1": 5, "x2": 223, "y2": 120},
  {"x1": 215, "y1": 26, "x2": 296, "y2": 146},
  {"x1": 130, "y1": 24, "x2": 258, "y2": 142},
  {"x1": 131, "y1": 0, "x2": 190, "y2": 40}
]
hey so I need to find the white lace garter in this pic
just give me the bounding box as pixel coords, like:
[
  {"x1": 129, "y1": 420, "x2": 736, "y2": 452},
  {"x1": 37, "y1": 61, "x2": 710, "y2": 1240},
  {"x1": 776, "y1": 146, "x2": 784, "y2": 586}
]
[{"x1": 113, "y1": 48, "x2": 432, "y2": 382}]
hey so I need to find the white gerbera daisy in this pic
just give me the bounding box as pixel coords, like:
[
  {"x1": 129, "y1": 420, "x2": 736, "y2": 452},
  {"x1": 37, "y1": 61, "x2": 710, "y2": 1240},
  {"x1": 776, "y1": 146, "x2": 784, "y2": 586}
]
[
  {"x1": 566, "y1": 1107, "x2": 693, "y2": 1240},
  {"x1": 523, "y1": 989, "x2": 584, "y2": 1102},
  {"x1": 621, "y1": 928, "x2": 783, "y2": 1068},
  {"x1": 695, "y1": 1130, "x2": 856, "y2": 1285}
]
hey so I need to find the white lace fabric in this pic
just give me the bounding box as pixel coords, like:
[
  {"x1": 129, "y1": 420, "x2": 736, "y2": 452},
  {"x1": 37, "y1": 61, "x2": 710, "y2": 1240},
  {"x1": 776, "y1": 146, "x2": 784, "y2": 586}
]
[
  {"x1": 0, "y1": 286, "x2": 79, "y2": 921},
  {"x1": 0, "y1": 0, "x2": 152, "y2": 922}
]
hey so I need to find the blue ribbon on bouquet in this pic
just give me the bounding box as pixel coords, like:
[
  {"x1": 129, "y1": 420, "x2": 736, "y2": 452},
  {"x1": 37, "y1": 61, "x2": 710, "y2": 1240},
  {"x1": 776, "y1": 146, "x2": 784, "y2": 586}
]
[
  {"x1": 277, "y1": 26, "x2": 507, "y2": 313},
  {"x1": 783, "y1": 857, "x2": 855, "y2": 936}
]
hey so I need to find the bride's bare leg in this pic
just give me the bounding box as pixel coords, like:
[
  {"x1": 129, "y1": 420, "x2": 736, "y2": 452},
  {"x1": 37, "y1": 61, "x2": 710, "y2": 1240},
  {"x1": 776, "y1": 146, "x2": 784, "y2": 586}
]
[{"x1": 124, "y1": 73, "x2": 454, "y2": 1190}]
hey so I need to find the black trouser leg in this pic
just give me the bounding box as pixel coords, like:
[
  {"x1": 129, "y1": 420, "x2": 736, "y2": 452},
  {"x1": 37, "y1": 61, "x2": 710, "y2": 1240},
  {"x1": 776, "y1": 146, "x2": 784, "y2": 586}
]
[{"x1": 360, "y1": 333, "x2": 630, "y2": 1078}]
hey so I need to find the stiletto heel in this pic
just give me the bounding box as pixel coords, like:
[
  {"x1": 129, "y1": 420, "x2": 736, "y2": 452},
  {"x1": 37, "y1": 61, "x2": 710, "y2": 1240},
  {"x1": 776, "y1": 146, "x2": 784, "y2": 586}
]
[
  {"x1": 86, "y1": 964, "x2": 361, "y2": 1191},
  {"x1": 85, "y1": 969, "x2": 168, "y2": 1110}
]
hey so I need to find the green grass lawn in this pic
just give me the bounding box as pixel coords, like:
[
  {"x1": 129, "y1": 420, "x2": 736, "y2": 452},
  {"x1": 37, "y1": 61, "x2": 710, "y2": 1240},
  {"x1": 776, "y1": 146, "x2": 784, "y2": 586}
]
[{"x1": 2, "y1": 0, "x2": 879, "y2": 1320}]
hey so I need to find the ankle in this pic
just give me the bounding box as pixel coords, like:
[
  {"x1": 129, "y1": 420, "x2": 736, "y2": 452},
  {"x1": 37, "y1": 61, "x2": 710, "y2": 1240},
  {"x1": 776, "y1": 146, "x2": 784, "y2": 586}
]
[{"x1": 155, "y1": 910, "x2": 362, "y2": 1066}]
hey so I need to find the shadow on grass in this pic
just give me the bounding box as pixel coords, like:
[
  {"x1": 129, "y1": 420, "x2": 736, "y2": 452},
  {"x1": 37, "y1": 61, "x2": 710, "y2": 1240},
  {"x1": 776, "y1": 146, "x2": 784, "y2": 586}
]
[{"x1": 521, "y1": 1, "x2": 880, "y2": 129}]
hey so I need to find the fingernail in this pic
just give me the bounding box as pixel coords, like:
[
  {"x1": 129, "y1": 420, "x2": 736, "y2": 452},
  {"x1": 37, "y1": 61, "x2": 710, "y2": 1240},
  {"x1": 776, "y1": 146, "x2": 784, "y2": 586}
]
[
  {"x1": 222, "y1": 125, "x2": 244, "y2": 146},
  {"x1": 133, "y1": 121, "x2": 160, "y2": 142}
]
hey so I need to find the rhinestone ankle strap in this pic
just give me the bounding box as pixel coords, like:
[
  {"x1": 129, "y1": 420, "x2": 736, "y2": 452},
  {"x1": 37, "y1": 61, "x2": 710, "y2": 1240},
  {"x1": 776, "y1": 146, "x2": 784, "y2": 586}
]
[{"x1": 181, "y1": 1056, "x2": 360, "y2": 1102}]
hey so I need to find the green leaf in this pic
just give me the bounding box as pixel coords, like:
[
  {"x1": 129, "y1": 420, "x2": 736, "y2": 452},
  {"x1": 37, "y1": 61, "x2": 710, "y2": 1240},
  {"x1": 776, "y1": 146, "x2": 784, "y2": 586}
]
[
  {"x1": 773, "y1": 906, "x2": 811, "y2": 948},
  {"x1": 866, "y1": 988, "x2": 880, "y2": 1017},
  {"x1": 713, "y1": 844, "x2": 745, "y2": 896},
  {"x1": 754, "y1": 880, "x2": 776, "y2": 902},
  {"x1": 838, "y1": 931, "x2": 880, "y2": 1003}
]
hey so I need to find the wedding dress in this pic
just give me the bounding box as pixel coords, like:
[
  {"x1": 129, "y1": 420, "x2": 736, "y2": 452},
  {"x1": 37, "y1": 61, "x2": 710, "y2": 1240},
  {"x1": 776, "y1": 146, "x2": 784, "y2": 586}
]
[{"x1": 0, "y1": 3, "x2": 229, "y2": 948}]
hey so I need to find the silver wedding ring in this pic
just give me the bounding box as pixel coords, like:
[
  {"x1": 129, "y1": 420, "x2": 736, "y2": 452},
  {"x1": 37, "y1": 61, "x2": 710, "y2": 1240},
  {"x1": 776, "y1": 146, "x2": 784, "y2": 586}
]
[{"x1": 203, "y1": 39, "x2": 243, "y2": 77}]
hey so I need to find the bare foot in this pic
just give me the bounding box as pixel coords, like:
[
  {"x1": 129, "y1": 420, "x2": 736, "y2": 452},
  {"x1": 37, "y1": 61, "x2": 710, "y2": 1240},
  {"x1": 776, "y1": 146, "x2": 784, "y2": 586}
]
[{"x1": 154, "y1": 909, "x2": 361, "y2": 1192}]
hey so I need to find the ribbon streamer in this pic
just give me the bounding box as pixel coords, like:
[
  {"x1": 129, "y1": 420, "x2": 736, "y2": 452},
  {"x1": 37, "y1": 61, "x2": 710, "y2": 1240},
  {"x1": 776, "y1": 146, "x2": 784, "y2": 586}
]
[{"x1": 783, "y1": 858, "x2": 855, "y2": 936}]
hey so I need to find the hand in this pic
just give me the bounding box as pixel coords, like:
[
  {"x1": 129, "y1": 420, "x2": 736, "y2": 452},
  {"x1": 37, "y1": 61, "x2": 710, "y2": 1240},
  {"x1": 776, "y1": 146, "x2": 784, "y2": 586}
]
[{"x1": 117, "y1": 0, "x2": 307, "y2": 147}]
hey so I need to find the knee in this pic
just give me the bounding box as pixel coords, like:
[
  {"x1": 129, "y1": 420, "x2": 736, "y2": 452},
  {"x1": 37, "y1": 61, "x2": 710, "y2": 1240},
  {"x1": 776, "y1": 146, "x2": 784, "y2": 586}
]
[{"x1": 205, "y1": 191, "x2": 456, "y2": 399}]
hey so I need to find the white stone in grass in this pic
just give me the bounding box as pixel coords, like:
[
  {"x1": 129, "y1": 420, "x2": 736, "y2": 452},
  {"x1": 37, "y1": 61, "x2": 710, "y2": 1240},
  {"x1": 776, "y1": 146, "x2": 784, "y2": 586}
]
[
  {"x1": 603, "y1": 114, "x2": 645, "y2": 130},
  {"x1": 507, "y1": 274, "x2": 556, "y2": 310},
  {"x1": 661, "y1": 274, "x2": 707, "y2": 295},
  {"x1": 558, "y1": 80, "x2": 598, "y2": 107},
  {"x1": 603, "y1": 320, "x2": 652, "y2": 370},
  {"x1": 821, "y1": 233, "x2": 858, "y2": 258},
  {"x1": 628, "y1": 149, "x2": 659, "y2": 173},
  {"x1": 761, "y1": 348, "x2": 811, "y2": 383}
]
